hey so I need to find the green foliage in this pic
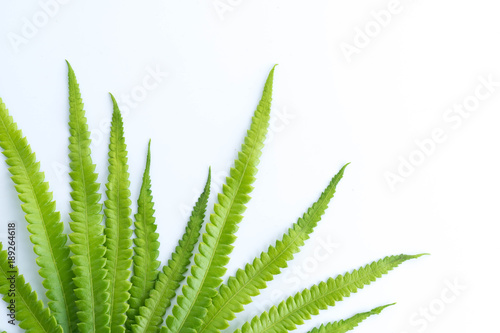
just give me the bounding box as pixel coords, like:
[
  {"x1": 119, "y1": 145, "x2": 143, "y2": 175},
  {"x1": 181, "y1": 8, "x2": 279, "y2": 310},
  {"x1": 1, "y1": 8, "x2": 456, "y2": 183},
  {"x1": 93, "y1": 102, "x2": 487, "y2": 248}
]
[
  {"x1": 306, "y1": 304, "x2": 394, "y2": 333},
  {"x1": 0, "y1": 244, "x2": 62, "y2": 333},
  {"x1": 163, "y1": 66, "x2": 275, "y2": 333},
  {"x1": 0, "y1": 96, "x2": 77, "y2": 332},
  {"x1": 0, "y1": 63, "x2": 424, "y2": 333},
  {"x1": 67, "y1": 62, "x2": 110, "y2": 333},
  {"x1": 234, "y1": 255, "x2": 423, "y2": 333},
  {"x1": 105, "y1": 94, "x2": 134, "y2": 332},
  {"x1": 132, "y1": 170, "x2": 211, "y2": 333},
  {"x1": 127, "y1": 142, "x2": 160, "y2": 331},
  {"x1": 199, "y1": 163, "x2": 348, "y2": 333}
]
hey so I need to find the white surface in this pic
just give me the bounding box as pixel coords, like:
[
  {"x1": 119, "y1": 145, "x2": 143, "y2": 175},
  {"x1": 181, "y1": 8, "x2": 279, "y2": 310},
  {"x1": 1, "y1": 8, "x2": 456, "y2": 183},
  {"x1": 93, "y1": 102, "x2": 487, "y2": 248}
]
[{"x1": 0, "y1": 0, "x2": 499, "y2": 332}]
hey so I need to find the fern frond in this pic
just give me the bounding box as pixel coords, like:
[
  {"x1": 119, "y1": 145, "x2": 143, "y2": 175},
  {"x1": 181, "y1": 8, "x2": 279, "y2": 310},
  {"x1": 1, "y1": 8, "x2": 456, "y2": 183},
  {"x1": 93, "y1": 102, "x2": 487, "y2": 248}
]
[
  {"x1": 66, "y1": 61, "x2": 110, "y2": 333},
  {"x1": 104, "y1": 94, "x2": 133, "y2": 332},
  {"x1": 199, "y1": 164, "x2": 349, "y2": 333},
  {"x1": 0, "y1": 243, "x2": 63, "y2": 333},
  {"x1": 163, "y1": 66, "x2": 276, "y2": 333},
  {"x1": 306, "y1": 304, "x2": 393, "y2": 333},
  {"x1": 0, "y1": 98, "x2": 77, "y2": 332},
  {"x1": 133, "y1": 169, "x2": 211, "y2": 333},
  {"x1": 127, "y1": 141, "x2": 160, "y2": 330},
  {"x1": 234, "y1": 254, "x2": 423, "y2": 333}
]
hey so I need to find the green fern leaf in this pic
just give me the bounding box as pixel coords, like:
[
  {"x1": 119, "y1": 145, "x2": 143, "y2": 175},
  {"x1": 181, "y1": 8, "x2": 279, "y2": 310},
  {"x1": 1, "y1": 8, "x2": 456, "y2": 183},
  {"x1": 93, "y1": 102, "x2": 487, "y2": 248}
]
[
  {"x1": 127, "y1": 141, "x2": 161, "y2": 330},
  {"x1": 104, "y1": 94, "x2": 133, "y2": 332},
  {"x1": 163, "y1": 65, "x2": 276, "y2": 333},
  {"x1": 199, "y1": 164, "x2": 349, "y2": 333},
  {"x1": 66, "y1": 61, "x2": 110, "y2": 333},
  {"x1": 132, "y1": 169, "x2": 211, "y2": 333},
  {"x1": 0, "y1": 98, "x2": 78, "y2": 332},
  {"x1": 234, "y1": 254, "x2": 423, "y2": 333},
  {"x1": 306, "y1": 304, "x2": 393, "y2": 333},
  {"x1": 0, "y1": 243, "x2": 63, "y2": 333}
]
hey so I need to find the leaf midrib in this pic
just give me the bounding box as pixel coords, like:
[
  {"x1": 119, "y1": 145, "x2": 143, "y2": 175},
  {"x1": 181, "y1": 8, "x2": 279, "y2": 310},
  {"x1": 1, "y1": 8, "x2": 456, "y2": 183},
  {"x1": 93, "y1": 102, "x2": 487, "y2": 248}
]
[
  {"x1": 108, "y1": 118, "x2": 128, "y2": 328},
  {"x1": 138, "y1": 180, "x2": 153, "y2": 308},
  {"x1": 174, "y1": 106, "x2": 268, "y2": 333},
  {"x1": 71, "y1": 97, "x2": 98, "y2": 333}
]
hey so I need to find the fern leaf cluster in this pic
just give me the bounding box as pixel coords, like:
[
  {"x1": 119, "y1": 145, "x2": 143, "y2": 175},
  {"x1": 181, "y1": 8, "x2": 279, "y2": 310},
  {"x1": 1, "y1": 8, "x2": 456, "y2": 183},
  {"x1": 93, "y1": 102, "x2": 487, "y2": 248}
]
[{"x1": 0, "y1": 63, "x2": 424, "y2": 333}]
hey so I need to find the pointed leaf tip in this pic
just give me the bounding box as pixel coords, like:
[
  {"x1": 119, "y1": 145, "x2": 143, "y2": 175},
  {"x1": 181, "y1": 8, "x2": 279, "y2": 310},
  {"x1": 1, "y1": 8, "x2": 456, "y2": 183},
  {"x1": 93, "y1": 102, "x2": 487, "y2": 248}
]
[
  {"x1": 109, "y1": 93, "x2": 124, "y2": 122},
  {"x1": 146, "y1": 142, "x2": 152, "y2": 166},
  {"x1": 109, "y1": 93, "x2": 118, "y2": 106},
  {"x1": 379, "y1": 303, "x2": 396, "y2": 310},
  {"x1": 339, "y1": 163, "x2": 350, "y2": 173},
  {"x1": 367, "y1": 303, "x2": 396, "y2": 316},
  {"x1": 267, "y1": 65, "x2": 277, "y2": 82},
  {"x1": 146, "y1": 142, "x2": 151, "y2": 166},
  {"x1": 66, "y1": 60, "x2": 74, "y2": 73}
]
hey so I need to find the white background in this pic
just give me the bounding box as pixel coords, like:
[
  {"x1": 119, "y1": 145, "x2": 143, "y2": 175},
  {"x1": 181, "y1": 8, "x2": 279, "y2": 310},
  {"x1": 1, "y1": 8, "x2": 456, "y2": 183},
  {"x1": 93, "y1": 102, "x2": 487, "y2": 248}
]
[{"x1": 0, "y1": 0, "x2": 499, "y2": 332}]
